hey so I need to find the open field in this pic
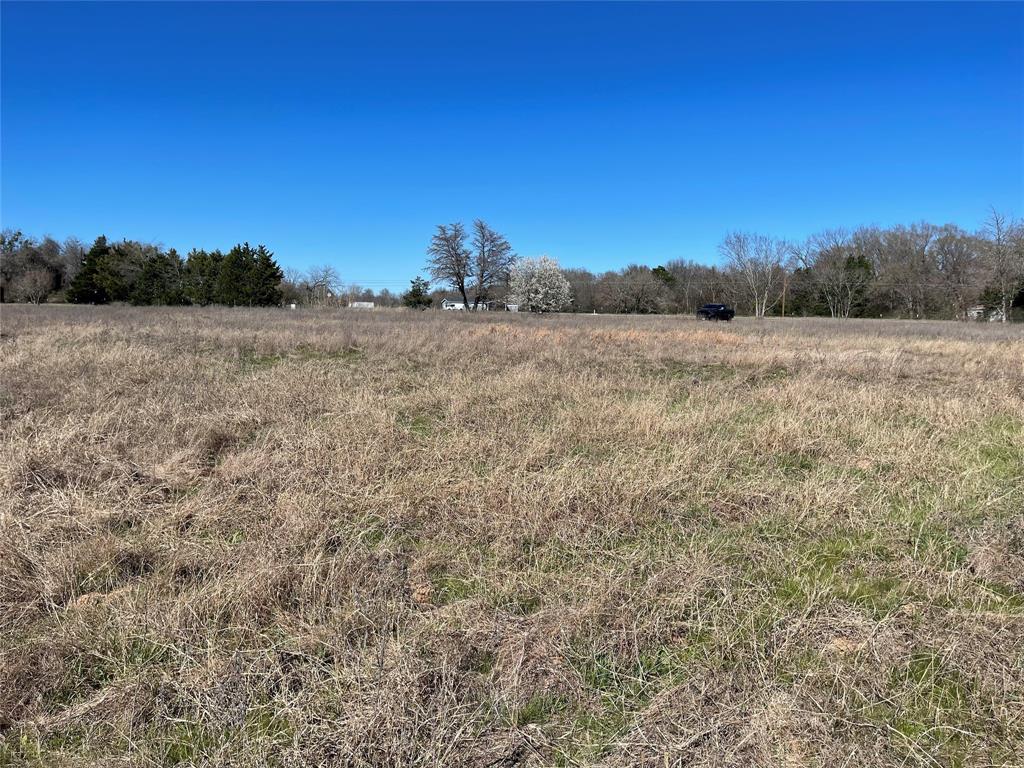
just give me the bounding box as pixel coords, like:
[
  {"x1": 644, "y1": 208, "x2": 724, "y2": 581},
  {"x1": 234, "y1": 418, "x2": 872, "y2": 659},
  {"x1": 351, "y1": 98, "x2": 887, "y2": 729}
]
[{"x1": 1, "y1": 306, "x2": 1023, "y2": 767}]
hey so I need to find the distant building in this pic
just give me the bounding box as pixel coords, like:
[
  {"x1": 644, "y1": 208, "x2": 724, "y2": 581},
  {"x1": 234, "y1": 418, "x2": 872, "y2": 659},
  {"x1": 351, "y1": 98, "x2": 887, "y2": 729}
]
[
  {"x1": 349, "y1": 301, "x2": 375, "y2": 309},
  {"x1": 440, "y1": 298, "x2": 518, "y2": 312},
  {"x1": 440, "y1": 298, "x2": 488, "y2": 310},
  {"x1": 967, "y1": 305, "x2": 1004, "y2": 322}
]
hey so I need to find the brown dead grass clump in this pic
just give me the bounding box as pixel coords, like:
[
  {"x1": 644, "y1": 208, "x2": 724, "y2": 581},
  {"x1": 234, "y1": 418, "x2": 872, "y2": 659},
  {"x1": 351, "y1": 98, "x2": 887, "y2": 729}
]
[{"x1": 1, "y1": 305, "x2": 1022, "y2": 766}]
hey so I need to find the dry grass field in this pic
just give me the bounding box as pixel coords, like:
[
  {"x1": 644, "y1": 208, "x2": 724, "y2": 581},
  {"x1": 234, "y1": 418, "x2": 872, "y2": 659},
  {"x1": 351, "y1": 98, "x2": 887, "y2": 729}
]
[{"x1": 1, "y1": 306, "x2": 1023, "y2": 768}]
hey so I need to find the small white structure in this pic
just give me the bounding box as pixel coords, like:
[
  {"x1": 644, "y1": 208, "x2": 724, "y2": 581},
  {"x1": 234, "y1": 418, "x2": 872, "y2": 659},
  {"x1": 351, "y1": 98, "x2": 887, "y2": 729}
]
[
  {"x1": 442, "y1": 301, "x2": 528, "y2": 313},
  {"x1": 967, "y1": 305, "x2": 1005, "y2": 322},
  {"x1": 349, "y1": 301, "x2": 375, "y2": 309},
  {"x1": 441, "y1": 298, "x2": 520, "y2": 312}
]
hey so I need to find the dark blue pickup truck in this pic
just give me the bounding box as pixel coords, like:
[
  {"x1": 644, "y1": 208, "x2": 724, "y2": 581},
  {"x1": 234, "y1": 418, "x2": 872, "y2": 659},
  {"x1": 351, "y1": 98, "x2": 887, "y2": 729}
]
[{"x1": 695, "y1": 303, "x2": 735, "y2": 321}]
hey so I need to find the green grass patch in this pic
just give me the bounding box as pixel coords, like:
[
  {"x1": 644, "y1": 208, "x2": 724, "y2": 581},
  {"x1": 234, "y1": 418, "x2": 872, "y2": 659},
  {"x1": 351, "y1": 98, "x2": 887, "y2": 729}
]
[
  {"x1": 471, "y1": 649, "x2": 497, "y2": 675},
  {"x1": 0, "y1": 729, "x2": 92, "y2": 767},
  {"x1": 244, "y1": 707, "x2": 294, "y2": 743},
  {"x1": 293, "y1": 344, "x2": 363, "y2": 362},
  {"x1": 43, "y1": 631, "x2": 170, "y2": 710},
  {"x1": 571, "y1": 643, "x2": 701, "y2": 704},
  {"x1": 431, "y1": 573, "x2": 479, "y2": 604},
  {"x1": 774, "y1": 448, "x2": 819, "y2": 476},
  {"x1": 971, "y1": 414, "x2": 1024, "y2": 481},
  {"x1": 909, "y1": 524, "x2": 969, "y2": 570},
  {"x1": 769, "y1": 533, "x2": 916, "y2": 617},
  {"x1": 560, "y1": 708, "x2": 630, "y2": 763},
  {"x1": 557, "y1": 641, "x2": 709, "y2": 764},
  {"x1": 838, "y1": 572, "x2": 912, "y2": 617},
  {"x1": 743, "y1": 363, "x2": 790, "y2": 385},
  {"x1": 492, "y1": 589, "x2": 543, "y2": 615},
  {"x1": 163, "y1": 721, "x2": 216, "y2": 765},
  {"x1": 236, "y1": 348, "x2": 283, "y2": 372},
  {"x1": 398, "y1": 410, "x2": 440, "y2": 437},
  {"x1": 514, "y1": 694, "x2": 570, "y2": 726},
  {"x1": 663, "y1": 360, "x2": 736, "y2": 383},
  {"x1": 856, "y1": 650, "x2": 983, "y2": 766}
]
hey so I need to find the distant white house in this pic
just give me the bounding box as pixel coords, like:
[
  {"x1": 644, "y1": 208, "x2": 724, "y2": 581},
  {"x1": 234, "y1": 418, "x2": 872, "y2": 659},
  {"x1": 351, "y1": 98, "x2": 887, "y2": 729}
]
[
  {"x1": 441, "y1": 299, "x2": 490, "y2": 311},
  {"x1": 349, "y1": 301, "x2": 375, "y2": 309},
  {"x1": 967, "y1": 305, "x2": 1005, "y2": 322},
  {"x1": 440, "y1": 298, "x2": 518, "y2": 312}
]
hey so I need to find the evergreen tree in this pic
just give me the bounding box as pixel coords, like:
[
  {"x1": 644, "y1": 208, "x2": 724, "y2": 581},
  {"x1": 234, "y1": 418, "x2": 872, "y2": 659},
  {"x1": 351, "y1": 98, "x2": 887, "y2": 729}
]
[
  {"x1": 251, "y1": 245, "x2": 283, "y2": 306},
  {"x1": 783, "y1": 266, "x2": 826, "y2": 317},
  {"x1": 66, "y1": 236, "x2": 110, "y2": 304},
  {"x1": 651, "y1": 265, "x2": 675, "y2": 287},
  {"x1": 211, "y1": 243, "x2": 282, "y2": 306},
  {"x1": 215, "y1": 244, "x2": 254, "y2": 306},
  {"x1": 402, "y1": 276, "x2": 433, "y2": 309},
  {"x1": 184, "y1": 249, "x2": 223, "y2": 305},
  {"x1": 131, "y1": 249, "x2": 187, "y2": 305},
  {"x1": 95, "y1": 241, "x2": 147, "y2": 302}
]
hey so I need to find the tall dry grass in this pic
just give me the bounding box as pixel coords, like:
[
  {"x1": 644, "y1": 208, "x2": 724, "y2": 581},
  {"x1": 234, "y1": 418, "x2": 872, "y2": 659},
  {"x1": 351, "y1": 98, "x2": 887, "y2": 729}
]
[{"x1": 1, "y1": 305, "x2": 1022, "y2": 767}]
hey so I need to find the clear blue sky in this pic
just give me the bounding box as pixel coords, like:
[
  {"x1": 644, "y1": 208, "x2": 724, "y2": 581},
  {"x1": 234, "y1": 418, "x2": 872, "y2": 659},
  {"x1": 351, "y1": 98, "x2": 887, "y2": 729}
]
[{"x1": 2, "y1": 2, "x2": 1021, "y2": 286}]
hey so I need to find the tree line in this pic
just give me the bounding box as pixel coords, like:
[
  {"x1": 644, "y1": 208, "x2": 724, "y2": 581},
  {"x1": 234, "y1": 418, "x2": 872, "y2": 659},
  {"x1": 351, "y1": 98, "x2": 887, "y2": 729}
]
[
  {"x1": 0, "y1": 233, "x2": 283, "y2": 307},
  {"x1": 417, "y1": 212, "x2": 1023, "y2": 321},
  {"x1": 3, "y1": 209, "x2": 1022, "y2": 320}
]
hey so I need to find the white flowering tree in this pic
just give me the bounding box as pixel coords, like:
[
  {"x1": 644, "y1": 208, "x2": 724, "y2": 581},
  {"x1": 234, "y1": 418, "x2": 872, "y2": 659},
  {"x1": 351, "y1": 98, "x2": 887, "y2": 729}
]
[{"x1": 507, "y1": 256, "x2": 572, "y2": 313}]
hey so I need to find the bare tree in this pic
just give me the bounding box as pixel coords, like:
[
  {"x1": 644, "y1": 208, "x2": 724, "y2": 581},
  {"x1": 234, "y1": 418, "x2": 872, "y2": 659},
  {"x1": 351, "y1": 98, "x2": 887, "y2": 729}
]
[
  {"x1": 342, "y1": 283, "x2": 375, "y2": 306},
  {"x1": 470, "y1": 219, "x2": 516, "y2": 310},
  {"x1": 982, "y1": 209, "x2": 1024, "y2": 323},
  {"x1": 1, "y1": 232, "x2": 65, "y2": 303},
  {"x1": 872, "y1": 223, "x2": 939, "y2": 318},
  {"x1": 664, "y1": 261, "x2": 732, "y2": 312},
  {"x1": 280, "y1": 267, "x2": 308, "y2": 306},
  {"x1": 376, "y1": 288, "x2": 398, "y2": 308},
  {"x1": 61, "y1": 237, "x2": 85, "y2": 285},
  {"x1": 932, "y1": 225, "x2": 983, "y2": 319},
  {"x1": 563, "y1": 268, "x2": 598, "y2": 312},
  {"x1": 11, "y1": 269, "x2": 54, "y2": 304},
  {"x1": 307, "y1": 265, "x2": 342, "y2": 307},
  {"x1": 597, "y1": 265, "x2": 669, "y2": 314},
  {"x1": 426, "y1": 223, "x2": 473, "y2": 309},
  {"x1": 797, "y1": 229, "x2": 872, "y2": 318},
  {"x1": 719, "y1": 232, "x2": 788, "y2": 317}
]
